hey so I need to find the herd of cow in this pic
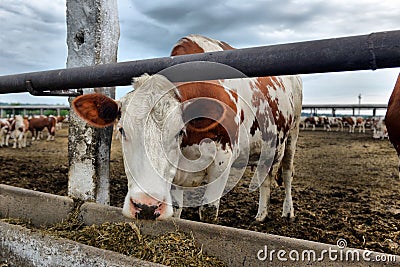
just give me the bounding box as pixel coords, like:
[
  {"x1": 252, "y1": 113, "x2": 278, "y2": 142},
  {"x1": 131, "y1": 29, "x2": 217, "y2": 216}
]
[
  {"x1": 299, "y1": 115, "x2": 388, "y2": 139},
  {"x1": 0, "y1": 115, "x2": 66, "y2": 148}
]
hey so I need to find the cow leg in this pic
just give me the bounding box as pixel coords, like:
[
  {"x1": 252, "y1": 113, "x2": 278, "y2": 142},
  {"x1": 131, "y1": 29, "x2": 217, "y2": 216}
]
[
  {"x1": 22, "y1": 132, "x2": 27, "y2": 147},
  {"x1": 199, "y1": 149, "x2": 232, "y2": 222},
  {"x1": 32, "y1": 130, "x2": 37, "y2": 141},
  {"x1": 280, "y1": 128, "x2": 299, "y2": 219},
  {"x1": 337, "y1": 122, "x2": 343, "y2": 132},
  {"x1": 12, "y1": 131, "x2": 19, "y2": 148},
  {"x1": 171, "y1": 186, "x2": 183, "y2": 218},
  {"x1": 17, "y1": 133, "x2": 23, "y2": 148},
  {"x1": 171, "y1": 170, "x2": 187, "y2": 218},
  {"x1": 255, "y1": 165, "x2": 274, "y2": 222},
  {"x1": 5, "y1": 134, "x2": 9, "y2": 146}
]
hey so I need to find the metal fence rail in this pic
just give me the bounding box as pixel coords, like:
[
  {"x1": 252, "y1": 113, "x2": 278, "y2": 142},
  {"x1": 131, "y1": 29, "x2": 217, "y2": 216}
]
[
  {"x1": 303, "y1": 104, "x2": 388, "y2": 109},
  {"x1": 0, "y1": 30, "x2": 399, "y2": 94},
  {"x1": 302, "y1": 104, "x2": 388, "y2": 116}
]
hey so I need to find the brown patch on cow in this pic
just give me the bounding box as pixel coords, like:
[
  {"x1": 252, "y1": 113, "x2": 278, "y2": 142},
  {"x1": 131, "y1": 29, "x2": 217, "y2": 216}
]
[
  {"x1": 249, "y1": 77, "x2": 293, "y2": 141},
  {"x1": 170, "y1": 38, "x2": 204, "y2": 56},
  {"x1": 177, "y1": 82, "x2": 239, "y2": 149},
  {"x1": 72, "y1": 93, "x2": 119, "y2": 128},
  {"x1": 219, "y1": 41, "x2": 235, "y2": 51},
  {"x1": 385, "y1": 74, "x2": 400, "y2": 156}
]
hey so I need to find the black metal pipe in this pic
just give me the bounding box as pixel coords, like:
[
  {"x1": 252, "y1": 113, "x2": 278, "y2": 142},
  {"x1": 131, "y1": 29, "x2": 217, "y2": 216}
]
[{"x1": 0, "y1": 30, "x2": 399, "y2": 94}]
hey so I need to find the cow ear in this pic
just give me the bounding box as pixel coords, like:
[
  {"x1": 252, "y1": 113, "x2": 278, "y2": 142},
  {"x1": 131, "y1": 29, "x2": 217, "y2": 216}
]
[{"x1": 72, "y1": 93, "x2": 120, "y2": 128}]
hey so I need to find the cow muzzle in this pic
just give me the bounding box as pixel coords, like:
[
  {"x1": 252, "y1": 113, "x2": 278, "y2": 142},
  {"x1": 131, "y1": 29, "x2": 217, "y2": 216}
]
[{"x1": 129, "y1": 197, "x2": 166, "y2": 220}]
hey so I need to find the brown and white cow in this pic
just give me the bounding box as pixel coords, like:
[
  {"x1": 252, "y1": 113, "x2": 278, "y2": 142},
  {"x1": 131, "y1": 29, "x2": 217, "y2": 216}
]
[
  {"x1": 0, "y1": 118, "x2": 11, "y2": 147},
  {"x1": 328, "y1": 117, "x2": 343, "y2": 132},
  {"x1": 372, "y1": 117, "x2": 388, "y2": 140},
  {"x1": 72, "y1": 35, "x2": 303, "y2": 222},
  {"x1": 28, "y1": 115, "x2": 57, "y2": 141},
  {"x1": 55, "y1": 116, "x2": 66, "y2": 130},
  {"x1": 318, "y1": 116, "x2": 330, "y2": 131},
  {"x1": 10, "y1": 115, "x2": 29, "y2": 148},
  {"x1": 342, "y1": 116, "x2": 365, "y2": 133},
  {"x1": 385, "y1": 74, "x2": 400, "y2": 178},
  {"x1": 301, "y1": 116, "x2": 317, "y2": 131}
]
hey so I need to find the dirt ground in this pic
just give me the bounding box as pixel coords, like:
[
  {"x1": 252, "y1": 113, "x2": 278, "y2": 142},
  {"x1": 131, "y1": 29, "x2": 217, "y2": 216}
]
[{"x1": 0, "y1": 125, "x2": 399, "y2": 255}]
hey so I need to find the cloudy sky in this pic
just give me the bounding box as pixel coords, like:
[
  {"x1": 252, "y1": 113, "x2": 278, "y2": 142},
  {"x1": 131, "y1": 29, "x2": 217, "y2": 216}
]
[{"x1": 0, "y1": 0, "x2": 399, "y2": 106}]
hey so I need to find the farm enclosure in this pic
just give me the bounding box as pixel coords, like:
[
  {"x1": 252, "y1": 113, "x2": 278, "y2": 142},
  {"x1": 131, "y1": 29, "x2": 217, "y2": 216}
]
[{"x1": 0, "y1": 126, "x2": 399, "y2": 256}]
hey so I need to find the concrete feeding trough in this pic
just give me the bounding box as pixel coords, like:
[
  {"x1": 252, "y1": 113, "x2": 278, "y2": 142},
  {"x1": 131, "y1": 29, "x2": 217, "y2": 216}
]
[{"x1": 1, "y1": 184, "x2": 399, "y2": 266}]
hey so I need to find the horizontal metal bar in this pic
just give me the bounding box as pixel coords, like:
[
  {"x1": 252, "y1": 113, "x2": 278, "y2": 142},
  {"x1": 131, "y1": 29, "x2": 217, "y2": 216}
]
[
  {"x1": 0, "y1": 30, "x2": 399, "y2": 94},
  {"x1": 0, "y1": 105, "x2": 69, "y2": 110},
  {"x1": 303, "y1": 104, "x2": 388, "y2": 109}
]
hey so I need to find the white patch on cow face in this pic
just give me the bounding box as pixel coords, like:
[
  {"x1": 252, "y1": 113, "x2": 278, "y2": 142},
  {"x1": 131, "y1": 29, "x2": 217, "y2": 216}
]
[{"x1": 119, "y1": 74, "x2": 184, "y2": 219}]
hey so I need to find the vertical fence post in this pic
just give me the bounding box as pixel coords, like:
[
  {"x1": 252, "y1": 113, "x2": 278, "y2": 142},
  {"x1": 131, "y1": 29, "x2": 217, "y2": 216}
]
[{"x1": 66, "y1": 0, "x2": 120, "y2": 205}]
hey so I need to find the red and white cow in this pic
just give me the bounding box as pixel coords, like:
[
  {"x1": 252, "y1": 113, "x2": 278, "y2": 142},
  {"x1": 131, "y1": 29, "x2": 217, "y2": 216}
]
[
  {"x1": 28, "y1": 115, "x2": 57, "y2": 141},
  {"x1": 300, "y1": 116, "x2": 317, "y2": 131},
  {"x1": 318, "y1": 116, "x2": 330, "y2": 131},
  {"x1": 72, "y1": 35, "x2": 303, "y2": 222},
  {"x1": 328, "y1": 117, "x2": 343, "y2": 132},
  {"x1": 385, "y1": 74, "x2": 400, "y2": 178},
  {"x1": 342, "y1": 116, "x2": 365, "y2": 133},
  {"x1": 372, "y1": 117, "x2": 388, "y2": 140},
  {"x1": 10, "y1": 115, "x2": 29, "y2": 148},
  {"x1": 55, "y1": 116, "x2": 66, "y2": 130},
  {"x1": 0, "y1": 119, "x2": 11, "y2": 147}
]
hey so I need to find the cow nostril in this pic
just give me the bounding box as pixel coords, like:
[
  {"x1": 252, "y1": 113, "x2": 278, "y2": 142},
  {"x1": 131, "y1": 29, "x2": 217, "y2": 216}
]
[{"x1": 132, "y1": 201, "x2": 141, "y2": 209}]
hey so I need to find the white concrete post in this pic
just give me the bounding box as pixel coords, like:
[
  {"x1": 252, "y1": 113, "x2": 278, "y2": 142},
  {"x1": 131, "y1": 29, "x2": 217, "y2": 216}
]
[{"x1": 66, "y1": 0, "x2": 120, "y2": 205}]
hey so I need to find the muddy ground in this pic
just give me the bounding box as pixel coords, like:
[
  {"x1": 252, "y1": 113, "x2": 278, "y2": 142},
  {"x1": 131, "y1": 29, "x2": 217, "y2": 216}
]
[{"x1": 0, "y1": 125, "x2": 399, "y2": 255}]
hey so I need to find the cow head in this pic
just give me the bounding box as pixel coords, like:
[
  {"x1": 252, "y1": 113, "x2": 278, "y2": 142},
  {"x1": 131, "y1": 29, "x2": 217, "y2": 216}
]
[{"x1": 73, "y1": 74, "x2": 184, "y2": 219}]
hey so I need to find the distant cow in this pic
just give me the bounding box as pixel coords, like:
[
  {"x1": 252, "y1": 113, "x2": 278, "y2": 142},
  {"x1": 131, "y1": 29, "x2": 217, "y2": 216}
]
[
  {"x1": 342, "y1": 116, "x2": 365, "y2": 133},
  {"x1": 0, "y1": 119, "x2": 11, "y2": 147},
  {"x1": 318, "y1": 116, "x2": 330, "y2": 131},
  {"x1": 10, "y1": 115, "x2": 29, "y2": 148},
  {"x1": 328, "y1": 117, "x2": 343, "y2": 132},
  {"x1": 28, "y1": 115, "x2": 57, "y2": 141},
  {"x1": 55, "y1": 116, "x2": 66, "y2": 130},
  {"x1": 301, "y1": 116, "x2": 317, "y2": 131},
  {"x1": 372, "y1": 117, "x2": 388, "y2": 140},
  {"x1": 385, "y1": 74, "x2": 400, "y2": 178},
  {"x1": 72, "y1": 34, "x2": 303, "y2": 222}
]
